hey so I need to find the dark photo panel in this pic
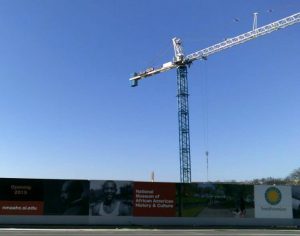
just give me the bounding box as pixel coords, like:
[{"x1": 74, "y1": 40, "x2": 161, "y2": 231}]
[
  {"x1": 0, "y1": 178, "x2": 44, "y2": 201},
  {"x1": 44, "y1": 179, "x2": 89, "y2": 215},
  {"x1": 292, "y1": 186, "x2": 300, "y2": 218}
]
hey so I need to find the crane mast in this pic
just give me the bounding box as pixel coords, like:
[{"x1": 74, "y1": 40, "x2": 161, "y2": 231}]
[
  {"x1": 130, "y1": 12, "x2": 300, "y2": 183},
  {"x1": 173, "y1": 38, "x2": 192, "y2": 182}
]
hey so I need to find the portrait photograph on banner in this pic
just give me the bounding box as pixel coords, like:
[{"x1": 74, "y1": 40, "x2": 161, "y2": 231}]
[
  {"x1": 43, "y1": 179, "x2": 90, "y2": 215},
  {"x1": 89, "y1": 180, "x2": 133, "y2": 216}
]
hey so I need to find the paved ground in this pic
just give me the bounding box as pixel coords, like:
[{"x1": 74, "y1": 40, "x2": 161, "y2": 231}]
[{"x1": 0, "y1": 229, "x2": 299, "y2": 236}]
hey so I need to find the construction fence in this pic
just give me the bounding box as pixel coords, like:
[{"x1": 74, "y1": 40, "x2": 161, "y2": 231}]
[{"x1": 0, "y1": 178, "x2": 300, "y2": 226}]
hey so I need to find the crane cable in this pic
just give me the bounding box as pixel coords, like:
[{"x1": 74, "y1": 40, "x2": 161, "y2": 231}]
[{"x1": 145, "y1": 41, "x2": 172, "y2": 70}]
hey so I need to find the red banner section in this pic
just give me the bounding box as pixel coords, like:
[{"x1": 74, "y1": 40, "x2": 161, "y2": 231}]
[
  {"x1": 0, "y1": 201, "x2": 44, "y2": 215},
  {"x1": 133, "y1": 182, "x2": 176, "y2": 217}
]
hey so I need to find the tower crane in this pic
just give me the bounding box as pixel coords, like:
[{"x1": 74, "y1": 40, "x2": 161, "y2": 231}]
[{"x1": 129, "y1": 12, "x2": 300, "y2": 183}]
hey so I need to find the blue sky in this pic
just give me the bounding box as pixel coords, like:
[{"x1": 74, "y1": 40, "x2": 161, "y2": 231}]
[{"x1": 0, "y1": 0, "x2": 299, "y2": 182}]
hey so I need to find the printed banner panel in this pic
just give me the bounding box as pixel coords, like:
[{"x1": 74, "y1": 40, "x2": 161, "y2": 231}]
[
  {"x1": 292, "y1": 186, "x2": 300, "y2": 218},
  {"x1": 254, "y1": 185, "x2": 292, "y2": 218},
  {"x1": 0, "y1": 178, "x2": 44, "y2": 215},
  {"x1": 133, "y1": 182, "x2": 176, "y2": 217},
  {"x1": 43, "y1": 179, "x2": 89, "y2": 215},
  {"x1": 90, "y1": 180, "x2": 133, "y2": 216},
  {"x1": 1, "y1": 178, "x2": 298, "y2": 219},
  {"x1": 177, "y1": 183, "x2": 254, "y2": 218}
]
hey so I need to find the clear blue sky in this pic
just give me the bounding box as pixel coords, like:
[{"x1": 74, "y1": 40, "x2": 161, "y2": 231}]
[{"x1": 0, "y1": 0, "x2": 299, "y2": 182}]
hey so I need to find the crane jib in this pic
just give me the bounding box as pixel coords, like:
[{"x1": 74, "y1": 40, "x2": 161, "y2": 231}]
[
  {"x1": 130, "y1": 12, "x2": 300, "y2": 85},
  {"x1": 186, "y1": 12, "x2": 300, "y2": 62}
]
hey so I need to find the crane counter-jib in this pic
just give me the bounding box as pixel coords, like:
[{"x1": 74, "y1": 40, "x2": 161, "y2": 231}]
[{"x1": 129, "y1": 61, "x2": 177, "y2": 87}]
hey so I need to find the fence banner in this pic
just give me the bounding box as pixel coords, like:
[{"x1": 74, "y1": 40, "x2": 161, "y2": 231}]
[
  {"x1": 133, "y1": 182, "x2": 176, "y2": 217},
  {"x1": 0, "y1": 178, "x2": 44, "y2": 215},
  {"x1": 90, "y1": 180, "x2": 133, "y2": 216},
  {"x1": 177, "y1": 183, "x2": 254, "y2": 218},
  {"x1": 43, "y1": 179, "x2": 89, "y2": 215},
  {"x1": 254, "y1": 185, "x2": 292, "y2": 218},
  {"x1": 292, "y1": 186, "x2": 300, "y2": 218},
  {"x1": 1, "y1": 178, "x2": 298, "y2": 220}
]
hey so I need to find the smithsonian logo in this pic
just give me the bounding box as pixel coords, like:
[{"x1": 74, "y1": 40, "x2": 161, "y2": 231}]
[{"x1": 265, "y1": 187, "x2": 282, "y2": 205}]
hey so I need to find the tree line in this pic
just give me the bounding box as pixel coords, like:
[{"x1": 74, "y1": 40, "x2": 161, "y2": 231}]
[
  {"x1": 249, "y1": 167, "x2": 300, "y2": 185},
  {"x1": 214, "y1": 168, "x2": 300, "y2": 185}
]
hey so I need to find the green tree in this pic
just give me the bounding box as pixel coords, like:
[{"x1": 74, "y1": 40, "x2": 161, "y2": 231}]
[
  {"x1": 251, "y1": 177, "x2": 287, "y2": 185},
  {"x1": 286, "y1": 167, "x2": 300, "y2": 184}
]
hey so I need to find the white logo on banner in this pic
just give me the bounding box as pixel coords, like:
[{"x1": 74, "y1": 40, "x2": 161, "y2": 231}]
[{"x1": 254, "y1": 185, "x2": 292, "y2": 218}]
